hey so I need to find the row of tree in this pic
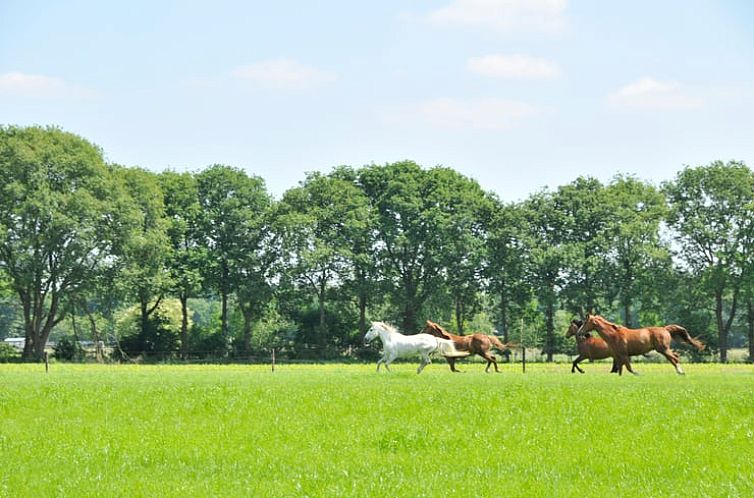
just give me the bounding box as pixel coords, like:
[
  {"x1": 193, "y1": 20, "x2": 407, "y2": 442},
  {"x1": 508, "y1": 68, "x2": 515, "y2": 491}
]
[{"x1": 1, "y1": 126, "x2": 753, "y2": 362}]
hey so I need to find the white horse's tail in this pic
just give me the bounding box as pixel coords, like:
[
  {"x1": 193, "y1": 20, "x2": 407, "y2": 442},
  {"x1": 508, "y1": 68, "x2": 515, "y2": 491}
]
[{"x1": 435, "y1": 338, "x2": 471, "y2": 358}]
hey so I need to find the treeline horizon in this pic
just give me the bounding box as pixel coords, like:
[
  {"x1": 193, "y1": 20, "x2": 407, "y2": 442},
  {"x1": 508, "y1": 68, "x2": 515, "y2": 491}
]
[{"x1": 1, "y1": 125, "x2": 753, "y2": 363}]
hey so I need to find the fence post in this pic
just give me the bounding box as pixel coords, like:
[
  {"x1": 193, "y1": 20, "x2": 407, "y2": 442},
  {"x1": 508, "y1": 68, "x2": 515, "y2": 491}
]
[
  {"x1": 44, "y1": 351, "x2": 49, "y2": 373},
  {"x1": 271, "y1": 348, "x2": 275, "y2": 372},
  {"x1": 520, "y1": 318, "x2": 526, "y2": 374}
]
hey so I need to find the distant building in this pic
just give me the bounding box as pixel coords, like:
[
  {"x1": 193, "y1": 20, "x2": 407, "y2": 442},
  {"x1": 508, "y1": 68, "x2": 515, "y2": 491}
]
[{"x1": 3, "y1": 337, "x2": 25, "y2": 351}]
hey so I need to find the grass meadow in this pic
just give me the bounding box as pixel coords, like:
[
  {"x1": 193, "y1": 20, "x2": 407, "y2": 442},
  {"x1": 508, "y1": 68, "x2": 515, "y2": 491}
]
[{"x1": 1, "y1": 361, "x2": 753, "y2": 497}]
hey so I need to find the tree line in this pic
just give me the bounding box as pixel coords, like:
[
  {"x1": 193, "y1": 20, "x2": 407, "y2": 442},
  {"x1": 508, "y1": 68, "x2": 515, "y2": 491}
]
[{"x1": 1, "y1": 125, "x2": 753, "y2": 363}]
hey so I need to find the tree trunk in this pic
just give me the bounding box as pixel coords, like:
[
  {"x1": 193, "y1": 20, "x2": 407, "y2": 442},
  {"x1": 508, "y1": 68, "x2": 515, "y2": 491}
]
[
  {"x1": 499, "y1": 293, "x2": 510, "y2": 362},
  {"x1": 20, "y1": 290, "x2": 63, "y2": 361},
  {"x1": 220, "y1": 262, "x2": 229, "y2": 341},
  {"x1": 715, "y1": 291, "x2": 728, "y2": 363},
  {"x1": 545, "y1": 302, "x2": 554, "y2": 363},
  {"x1": 358, "y1": 292, "x2": 367, "y2": 337},
  {"x1": 623, "y1": 300, "x2": 632, "y2": 328},
  {"x1": 84, "y1": 308, "x2": 104, "y2": 363},
  {"x1": 180, "y1": 294, "x2": 189, "y2": 360},
  {"x1": 140, "y1": 298, "x2": 149, "y2": 344},
  {"x1": 240, "y1": 303, "x2": 254, "y2": 356},
  {"x1": 318, "y1": 287, "x2": 327, "y2": 348},
  {"x1": 748, "y1": 298, "x2": 754, "y2": 364},
  {"x1": 220, "y1": 290, "x2": 228, "y2": 340},
  {"x1": 402, "y1": 305, "x2": 417, "y2": 334},
  {"x1": 455, "y1": 299, "x2": 464, "y2": 335}
]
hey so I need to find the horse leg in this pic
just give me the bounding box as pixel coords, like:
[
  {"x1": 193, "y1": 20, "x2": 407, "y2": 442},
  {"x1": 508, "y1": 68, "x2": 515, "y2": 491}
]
[
  {"x1": 623, "y1": 357, "x2": 639, "y2": 376},
  {"x1": 383, "y1": 353, "x2": 396, "y2": 372},
  {"x1": 417, "y1": 355, "x2": 430, "y2": 374},
  {"x1": 376, "y1": 356, "x2": 385, "y2": 372},
  {"x1": 572, "y1": 355, "x2": 586, "y2": 373},
  {"x1": 479, "y1": 352, "x2": 498, "y2": 373},
  {"x1": 610, "y1": 358, "x2": 619, "y2": 374},
  {"x1": 659, "y1": 348, "x2": 684, "y2": 375},
  {"x1": 446, "y1": 356, "x2": 461, "y2": 373}
]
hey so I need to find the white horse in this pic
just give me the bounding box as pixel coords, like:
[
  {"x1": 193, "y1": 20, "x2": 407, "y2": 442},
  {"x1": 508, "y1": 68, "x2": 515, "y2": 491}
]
[{"x1": 364, "y1": 321, "x2": 469, "y2": 374}]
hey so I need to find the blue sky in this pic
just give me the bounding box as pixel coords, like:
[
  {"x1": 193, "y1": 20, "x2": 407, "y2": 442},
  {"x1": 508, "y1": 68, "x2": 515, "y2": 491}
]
[{"x1": 1, "y1": 0, "x2": 753, "y2": 199}]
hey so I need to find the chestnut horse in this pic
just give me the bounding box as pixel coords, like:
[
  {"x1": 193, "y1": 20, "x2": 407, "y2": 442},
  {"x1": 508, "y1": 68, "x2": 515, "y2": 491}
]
[
  {"x1": 566, "y1": 319, "x2": 617, "y2": 374},
  {"x1": 421, "y1": 320, "x2": 512, "y2": 373},
  {"x1": 577, "y1": 314, "x2": 704, "y2": 375}
]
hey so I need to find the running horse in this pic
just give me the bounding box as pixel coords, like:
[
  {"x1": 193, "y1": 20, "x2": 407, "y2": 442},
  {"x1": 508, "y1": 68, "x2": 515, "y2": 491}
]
[
  {"x1": 363, "y1": 321, "x2": 468, "y2": 374},
  {"x1": 576, "y1": 314, "x2": 704, "y2": 375},
  {"x1": 420, "y1": 320, "x2": 512, "y2": 373},
  {"x1": 566, "y1": 319, "x2": 617, "y2": 374}
]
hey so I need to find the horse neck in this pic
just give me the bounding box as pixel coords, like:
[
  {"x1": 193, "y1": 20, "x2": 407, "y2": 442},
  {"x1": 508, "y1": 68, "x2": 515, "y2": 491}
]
[
  {"x1": 378, "y1": 326, "x2": 397, "y2": 343},
  {"x1": 592, "y1": 317, "x2": 619, "y2": 337},
  {"x1": 434, "y1": 326, "x2": 457, "y2": 339}
]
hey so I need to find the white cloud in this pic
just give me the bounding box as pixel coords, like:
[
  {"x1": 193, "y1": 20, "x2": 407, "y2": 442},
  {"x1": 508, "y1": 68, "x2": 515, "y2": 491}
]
[
  {"x1": 397, "y1": 97, "x2": 537, "y2": 130},
  {"x1": 232, "y1": 59, "x2": 336, "y2": 89},
  {"x1": 0, "y1": 72, "x2": 95, "y2": 99},
  {"x1": 467, "y1": 54, "x2": 560, "y2": 79},
  {"x1": 608, "y1": 77, "x2": 703, "y2": 110},
  {"x1": 426, "y1": 0, "x2": 567, "y2": 33}
]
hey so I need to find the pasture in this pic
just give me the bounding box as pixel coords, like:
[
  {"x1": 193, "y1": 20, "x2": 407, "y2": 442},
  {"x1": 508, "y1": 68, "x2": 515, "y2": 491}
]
[{"x1": 1, "y1": 363, "x2": 753, "y2": 497}]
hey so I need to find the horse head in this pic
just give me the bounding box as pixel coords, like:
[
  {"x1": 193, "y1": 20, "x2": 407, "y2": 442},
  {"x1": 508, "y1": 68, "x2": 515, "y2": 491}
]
[
  {"x1": 566, "y1": 319, "x2": 584, "y2": 338},
  {"x1": 422, "y1": 320, "x2": 453, "y2": 340},
  {"x1": 364, "y1": 322, "x2": 383, "y2": 345},
  {"x1": 576, "y1": 315, "x2": 598, "y2": 337}
]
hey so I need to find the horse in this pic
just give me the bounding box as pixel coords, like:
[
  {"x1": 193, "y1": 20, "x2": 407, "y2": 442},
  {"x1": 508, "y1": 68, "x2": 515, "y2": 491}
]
[
  {"x1": 566, "y1": 319, "x2": 617, "y2": 374},
  {"x1": 576, "y1": 314, "x2": 704, "y2": 375},
  {"x1": 363, "y1": 321, "x2": 469, "y2": 374},
  {"x1": 420, "y1": 320, "x2": 512, "y2": 373}
]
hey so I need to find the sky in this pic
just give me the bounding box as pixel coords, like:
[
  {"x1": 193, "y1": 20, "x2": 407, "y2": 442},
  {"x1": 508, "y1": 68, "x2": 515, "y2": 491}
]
[{"x1": 1, "y1": 0, "x2": 753, "y2": 200}]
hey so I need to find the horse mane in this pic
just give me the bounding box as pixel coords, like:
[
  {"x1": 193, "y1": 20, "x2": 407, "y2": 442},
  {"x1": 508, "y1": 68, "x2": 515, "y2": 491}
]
[
  {"x1": 425, "y1": 321, "x2": 454, "y2": 340},
  {"x1": 374, "y1": 321, "x2": 399, "y2": 334},
  {"x1": 594, "y1": 315, "x2": 622, "y2": 331}
]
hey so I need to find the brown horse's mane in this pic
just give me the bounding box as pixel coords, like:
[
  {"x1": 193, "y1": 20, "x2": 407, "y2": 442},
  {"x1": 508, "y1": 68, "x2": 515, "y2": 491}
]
[
  {"x1": 591, "y1": 315, "x2": 622, "y2": 332},
  {"x1": 425, "y1": 321, "x2": 455, "y2": 340}
]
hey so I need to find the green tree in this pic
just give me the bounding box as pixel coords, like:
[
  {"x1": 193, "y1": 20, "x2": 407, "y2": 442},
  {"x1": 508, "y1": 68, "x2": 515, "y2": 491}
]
[
  {"x1": 0, "y1": 126, "x2": 127, "y2": 360},
  {"x1": 485, "y1": 198, "x2": 530, "y2": 353},
  {"x1": 195, "y1": 165, "x2": 269, "y2": 347},
  {"x1": 522, "y1": 191, "x2": 566, "y2": 361},
  {"x1": 664, "y1": 161, "x2": 754, "y2": 362},
  {"x1": 233, "y1": 194, "x2": 275, "y2": 356},
  {"x1": 431, "y1": 168, "x2": 491, "y2": 334},
  {"x1": 359, "y1": 161, "x2": 485, "y2": 332},
  {"x1": 160, "y1": 171, "x2": 204, "y2": 358},
  {"x1": 554, "y1": 177, "x2": 613, "y2": 317},
  {"x1": 604, "y1": 176, "x2": 670, "y2": 326},
  {"x1": 278, "y1": 171, "x2": 370, "y2": 346},
  {"x1": 115, "y1": 166, "x2": 173, "y2": 347},
  {"x1": 333, "y1": 166, "x2": 378, "y2": 339}
]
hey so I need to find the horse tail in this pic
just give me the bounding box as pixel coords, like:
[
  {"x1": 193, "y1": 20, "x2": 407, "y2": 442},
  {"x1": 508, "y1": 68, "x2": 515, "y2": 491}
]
[
  {"x1": 436, "y1": 338, "x2": 470, "y2": 358},
  {"x1": 489, "y1": 336, "x2": 516, "y2": 352},
  {"x1": 666, "y1": 325, "x2": 705, "y2": 351}
]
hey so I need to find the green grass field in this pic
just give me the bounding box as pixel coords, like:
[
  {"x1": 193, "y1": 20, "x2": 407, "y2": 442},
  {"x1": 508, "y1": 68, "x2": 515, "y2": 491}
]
[{"x1": 1, "y1": 362, "x2": 753, "y2": 497}]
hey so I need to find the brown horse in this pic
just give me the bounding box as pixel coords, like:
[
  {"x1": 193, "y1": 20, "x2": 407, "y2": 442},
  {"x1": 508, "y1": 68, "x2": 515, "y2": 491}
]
[
  {"x1": 577, "y1": 314, "x2": 704, "y2": 375},
  {"x1": 566, "y1": 319, "x2": 617, "y2": 374},
  {"x1": 421, "y1": 320, "x2": 512, "y2": 373}
]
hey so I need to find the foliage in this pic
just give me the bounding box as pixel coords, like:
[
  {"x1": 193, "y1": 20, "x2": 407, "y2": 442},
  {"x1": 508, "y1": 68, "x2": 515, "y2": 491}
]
[
  {"x1": 0, "y1": 342, "x2": 20, "y2": 362},
  {"x1": 0, "y1": 126, "x2": 130, "y2": 359},
  {"x1": 53, "y1": 335, "x2": 84, "y2": 361},
  {"x1": 1, "y1": 125, "x2": 753, "y2": 361},
  {"x1": 116, "y1": 299, "x2": 189, "y2": 358}
]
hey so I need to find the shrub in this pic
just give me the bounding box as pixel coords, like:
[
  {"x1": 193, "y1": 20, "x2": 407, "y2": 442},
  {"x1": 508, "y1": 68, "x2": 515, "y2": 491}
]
[
  {"x1": 0, "y1": 342, "x2": 20, "y2": 362},
  {"x1": 54, "y1": 336, "x2": 84, "y2": 361}
]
